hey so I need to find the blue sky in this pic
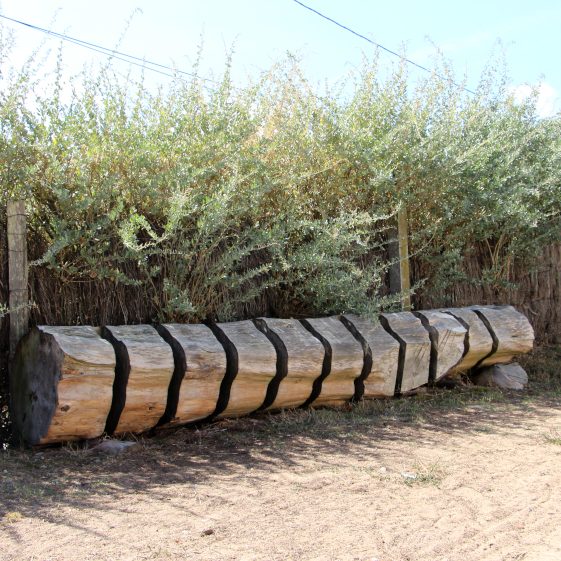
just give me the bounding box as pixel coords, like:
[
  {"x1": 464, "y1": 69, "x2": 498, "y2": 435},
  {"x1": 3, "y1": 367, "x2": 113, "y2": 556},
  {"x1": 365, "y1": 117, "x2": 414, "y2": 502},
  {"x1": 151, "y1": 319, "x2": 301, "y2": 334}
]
[{"x1": 1, "y1": 0, "x2": 560, "y2": 116}]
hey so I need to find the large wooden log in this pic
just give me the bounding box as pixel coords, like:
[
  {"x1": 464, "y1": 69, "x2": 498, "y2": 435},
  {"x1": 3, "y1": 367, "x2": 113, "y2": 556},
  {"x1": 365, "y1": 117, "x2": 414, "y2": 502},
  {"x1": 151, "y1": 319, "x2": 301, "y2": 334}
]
[
  {"x1": 441, "y1": 308, "x2": 494, "y2": 374},
  {"x1": 11, "y1": 305, "x2": 536, "y2": 445},
  {"x1": 379, "y1": 312, "x2": 431, "y2": 393},
  {"x1": 102, "y1": 325, "x2": 174, "y2": 434},
  {"x1": 341, "y1": 314, "x2": 400, "y2": 398},
  {"x1": 301, "y1": 317, "x2": 364, "y2": 406},
  {"x1": 414, "y1": 311, "x2": 467, "y2": 382},
  {"x1": 11, "y1": 326, "x2": 115, "y2": 445},
  {"x1": 157, "y1": 323, "x2": 226, "y2": 425},
  {"x1": 470, "y1": 305, "x2": 534, "y2": 366},
  {"x1": 213, "y1": 321, "x2": 277, "y2": 418},
  {"x1": 254, "y1": 318, "x2": 324, "y2": 410}
]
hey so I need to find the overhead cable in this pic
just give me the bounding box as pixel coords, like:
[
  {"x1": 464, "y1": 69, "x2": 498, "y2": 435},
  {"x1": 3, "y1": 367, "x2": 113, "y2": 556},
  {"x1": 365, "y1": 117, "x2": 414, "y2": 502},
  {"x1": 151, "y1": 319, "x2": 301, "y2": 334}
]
[
  {"x1": 0, "y1": 13, "x2": 222, "y2": 89},
  {"x1": 291, "y1": 0, "x2": 476, "y2": 95}
]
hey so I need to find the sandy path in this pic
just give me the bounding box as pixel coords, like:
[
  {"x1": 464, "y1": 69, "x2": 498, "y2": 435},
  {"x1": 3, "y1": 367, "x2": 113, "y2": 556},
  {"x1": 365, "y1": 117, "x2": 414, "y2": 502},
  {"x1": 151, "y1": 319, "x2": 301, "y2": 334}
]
[{"x1": 1, "y1": 397, "x2": 561, "y2": 561}]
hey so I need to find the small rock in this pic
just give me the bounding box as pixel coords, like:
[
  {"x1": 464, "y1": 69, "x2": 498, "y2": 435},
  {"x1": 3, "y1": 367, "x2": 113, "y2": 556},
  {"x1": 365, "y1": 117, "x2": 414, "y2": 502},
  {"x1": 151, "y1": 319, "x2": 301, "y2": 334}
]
[
  {"x1": 472, "y1": 362, "x2": 528, "y2": 390},
  {"x1": 201, "y1": 528, "x2": 215, "y2": 536},
  {"x1": 89, "y1": 440, "x2": 138, "y2": 455},
  {"x1": 401, "y1": 472, "x2": 417, "y2": 480}
]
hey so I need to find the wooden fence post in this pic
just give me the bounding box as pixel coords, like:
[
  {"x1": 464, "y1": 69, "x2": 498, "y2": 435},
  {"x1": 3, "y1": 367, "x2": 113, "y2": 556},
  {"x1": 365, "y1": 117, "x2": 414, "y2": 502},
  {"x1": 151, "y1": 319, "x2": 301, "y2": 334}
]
[
  {"x1": 397, "y1": 207, "x2": 411, "y2": 311},
  {"x1": 387, "y1": 225, "x2": 401, "y2": 297},
  {"x1": 388, "y1": 207, "x2": 411, "y2": 311},
  {"x1": 7, "y1": 200, "x2": 28, "y2": 357}
]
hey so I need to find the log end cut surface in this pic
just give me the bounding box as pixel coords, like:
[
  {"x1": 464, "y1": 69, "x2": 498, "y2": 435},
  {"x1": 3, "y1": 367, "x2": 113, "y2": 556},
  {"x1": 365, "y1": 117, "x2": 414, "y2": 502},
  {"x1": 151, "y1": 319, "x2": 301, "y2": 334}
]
[{"x1": 11, "y1": 326, "x2": 116, "y2": 446}]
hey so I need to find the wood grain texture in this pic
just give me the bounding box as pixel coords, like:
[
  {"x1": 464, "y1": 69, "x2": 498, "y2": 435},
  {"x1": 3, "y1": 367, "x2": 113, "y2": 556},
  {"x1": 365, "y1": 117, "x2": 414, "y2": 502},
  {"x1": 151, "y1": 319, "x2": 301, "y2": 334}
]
[
  {"x1": 342, "y1": 314, "x2": 400, "y2": 397},
  {"x1": 380, "y1": 312, "x2": 431, "y2": 393},
  {"x1": 159, "y1": 323, "x2": 226, "y2": 424},
  {"x1": 442, "y1": 308, "x2": 494, "y2": 373},
  {"x1": 257, "y1": 318, "x2": 324, "y2": 410},
  {"x1": 415, "y1": 311, "x2": 467, "y2": 382},
  {"x1": 471, "y1": 305, "x2": 535, "y2": 366},
  {"x1": 11, "y1": 326, "x2": 115, "y2": 445},
  {"x1": 217, "y1": 321, "x2": 277, "y2": 418},
  {"x1": 103, "y1": 325, "x2": 174, "y2": 434},
  {"x1": 303, "y1": 317, "x2": 364, "y2": 406}
]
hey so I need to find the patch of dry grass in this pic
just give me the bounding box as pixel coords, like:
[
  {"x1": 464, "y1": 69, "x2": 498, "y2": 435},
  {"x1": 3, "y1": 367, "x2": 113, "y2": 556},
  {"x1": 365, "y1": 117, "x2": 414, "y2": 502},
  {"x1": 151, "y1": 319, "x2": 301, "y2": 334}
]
[
  {"x1": 401, "y1": 461, "x2": 447, "y2": 487},
  {"x1": 543, "y1": 431, "x2": 561, "y2": 446}
]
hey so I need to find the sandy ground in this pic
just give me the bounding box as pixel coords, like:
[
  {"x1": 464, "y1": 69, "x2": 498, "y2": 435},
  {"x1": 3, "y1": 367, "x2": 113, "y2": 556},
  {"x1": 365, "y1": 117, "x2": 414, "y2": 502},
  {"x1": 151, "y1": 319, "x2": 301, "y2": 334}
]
[{"x1": 1, "y1": 389, "x2": 561, "y2": 561}]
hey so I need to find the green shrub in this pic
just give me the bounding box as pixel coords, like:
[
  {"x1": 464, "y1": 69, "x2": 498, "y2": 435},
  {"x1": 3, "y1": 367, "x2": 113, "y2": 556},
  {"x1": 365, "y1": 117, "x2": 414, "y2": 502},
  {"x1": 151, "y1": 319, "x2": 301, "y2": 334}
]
[{"x1": 0, "y1": 29, "x2": 559, "y2": 325}]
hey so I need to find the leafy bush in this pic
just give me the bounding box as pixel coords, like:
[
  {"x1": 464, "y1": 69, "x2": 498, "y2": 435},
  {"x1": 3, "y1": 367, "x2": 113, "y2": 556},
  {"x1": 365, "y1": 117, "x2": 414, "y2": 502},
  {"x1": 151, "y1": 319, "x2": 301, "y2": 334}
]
[{"x1": 0, "y1": 27, "x2": 559, "y2": 326}]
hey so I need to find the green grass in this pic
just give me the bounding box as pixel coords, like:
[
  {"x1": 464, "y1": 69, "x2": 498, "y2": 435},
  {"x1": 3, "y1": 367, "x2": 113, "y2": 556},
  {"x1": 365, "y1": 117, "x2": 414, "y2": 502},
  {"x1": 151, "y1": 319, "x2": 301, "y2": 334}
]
[{"x1": 256, "y1": 385, "x2": 506, "y2": 437}]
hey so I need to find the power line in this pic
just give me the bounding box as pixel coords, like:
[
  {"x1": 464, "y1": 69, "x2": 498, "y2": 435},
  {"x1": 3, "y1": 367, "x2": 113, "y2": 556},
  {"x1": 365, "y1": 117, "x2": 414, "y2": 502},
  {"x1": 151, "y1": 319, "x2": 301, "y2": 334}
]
[
  {"x1": 51, "y1": 34, "x2": 180, "y2": 82},
  {"x1": 2, "y1": 7, "x2": 464, "y2": 102},
  {"x1": 0, "y1": 13, "x2": 223, "y2": 89},
  {"x1": 291, "y1": 0, "x2": 477, "y2": 96},
  {"x1": 0, "y1": 12, "x2": 332, "y2": 103}
]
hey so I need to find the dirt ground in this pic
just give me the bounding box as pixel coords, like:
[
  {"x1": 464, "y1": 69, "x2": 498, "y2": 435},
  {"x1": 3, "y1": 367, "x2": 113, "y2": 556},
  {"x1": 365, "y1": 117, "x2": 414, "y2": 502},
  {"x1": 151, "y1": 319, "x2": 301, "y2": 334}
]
[{"x1": 1, "y1": 349, "x2": 561, "y2": 561}]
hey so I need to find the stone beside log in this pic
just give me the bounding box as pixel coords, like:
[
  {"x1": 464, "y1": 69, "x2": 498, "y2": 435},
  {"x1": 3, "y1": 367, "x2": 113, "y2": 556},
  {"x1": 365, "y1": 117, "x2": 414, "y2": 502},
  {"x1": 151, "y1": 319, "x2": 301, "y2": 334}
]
[
  {"x1": 472, "y1": 362, "x2": 528, "y2": 390},
  {"x1": 254, "y1": 318, "x2": 324, "y2": 410},
  {"x1": 10, "y1": 326, "x2": 116, "y2": 446},
  {"x1": 157, "y1": 323, "x2": 227, "y2": 425},
  {"x1": 341, "y1": 314, "x2": 400, "y2": 398},
  {"x1": 102, "y1": 324, "x2": 174, "y2": 435},
  {"x1": 301, "y1": 316, "x2": 364, "y2": 406},
  {"x1": 379, "y1": 312, "x2": 431, "y2": 394}
]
